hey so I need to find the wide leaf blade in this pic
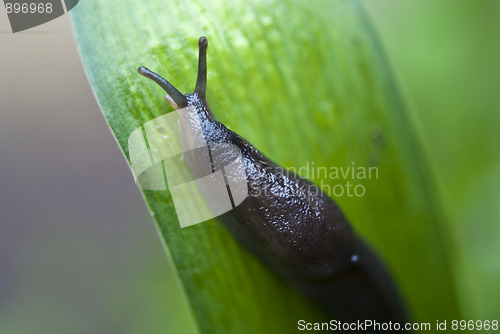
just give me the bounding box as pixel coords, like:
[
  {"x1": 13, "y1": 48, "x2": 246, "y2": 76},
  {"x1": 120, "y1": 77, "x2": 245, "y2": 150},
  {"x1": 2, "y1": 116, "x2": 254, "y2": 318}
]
[{"x1": 70, "y1": 0, "x2": 461, "y2": 331}]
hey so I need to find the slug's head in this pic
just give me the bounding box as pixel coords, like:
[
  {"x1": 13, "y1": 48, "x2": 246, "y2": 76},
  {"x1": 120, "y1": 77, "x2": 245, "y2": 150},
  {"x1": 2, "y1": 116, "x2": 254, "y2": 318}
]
[{"x1": 137, "y1": 36, "x2": 209, "y2": 110}]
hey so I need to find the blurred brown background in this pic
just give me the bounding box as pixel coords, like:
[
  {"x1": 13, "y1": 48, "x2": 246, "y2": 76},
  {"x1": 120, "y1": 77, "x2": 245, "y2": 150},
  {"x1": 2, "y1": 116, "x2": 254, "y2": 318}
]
[{"x1": 0, "y1": 11, "x2": 195, "y2": 334}]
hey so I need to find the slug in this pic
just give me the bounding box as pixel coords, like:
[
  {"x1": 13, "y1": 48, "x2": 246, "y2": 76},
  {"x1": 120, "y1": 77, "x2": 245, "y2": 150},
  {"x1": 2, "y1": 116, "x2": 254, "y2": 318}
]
[{"x1": 138, "y1": 36, "x2": 409, "y2": 328}]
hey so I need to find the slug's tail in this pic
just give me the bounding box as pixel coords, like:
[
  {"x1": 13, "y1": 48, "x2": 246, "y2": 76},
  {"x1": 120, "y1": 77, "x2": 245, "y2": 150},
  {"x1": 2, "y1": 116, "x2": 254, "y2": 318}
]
[{"x1": 305, "y1": 237, "x2": 411, "y2": 333}]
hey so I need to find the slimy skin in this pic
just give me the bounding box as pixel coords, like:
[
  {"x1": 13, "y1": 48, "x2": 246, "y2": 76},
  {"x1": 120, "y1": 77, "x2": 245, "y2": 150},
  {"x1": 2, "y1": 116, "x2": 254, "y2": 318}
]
[{"x1": 138, "y1": 36, "x2": 409, "y2": 330}]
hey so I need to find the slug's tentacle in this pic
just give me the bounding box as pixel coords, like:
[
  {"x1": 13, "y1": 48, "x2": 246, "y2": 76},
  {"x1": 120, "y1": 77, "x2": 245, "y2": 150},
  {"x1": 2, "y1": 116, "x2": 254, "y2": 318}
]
[
  {"x1": 137, "y1": 66, "x2": 188, "y2": 109},
  {"x1": 194, "y1": 36, "x2": 208, "y2": 100},
  {"x1": 164, "y1": 94, "x2": 178, "y2": 109}
]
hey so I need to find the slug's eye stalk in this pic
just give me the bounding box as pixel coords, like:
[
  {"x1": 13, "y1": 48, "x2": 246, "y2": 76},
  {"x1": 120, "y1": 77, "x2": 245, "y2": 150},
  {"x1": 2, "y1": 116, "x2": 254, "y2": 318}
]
[
  {"x1": 137, "y1": 66, "x2": 188, "y2": 109},
  {"x1": 194, "y1": 36, "x2": 208, "y2": 100}
]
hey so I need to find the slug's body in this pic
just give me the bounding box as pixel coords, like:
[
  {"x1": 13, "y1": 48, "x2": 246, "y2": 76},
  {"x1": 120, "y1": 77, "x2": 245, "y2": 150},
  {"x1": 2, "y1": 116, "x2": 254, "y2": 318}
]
[{"x1": 138, "y1": 37, "x2": 409, "y2": 329}]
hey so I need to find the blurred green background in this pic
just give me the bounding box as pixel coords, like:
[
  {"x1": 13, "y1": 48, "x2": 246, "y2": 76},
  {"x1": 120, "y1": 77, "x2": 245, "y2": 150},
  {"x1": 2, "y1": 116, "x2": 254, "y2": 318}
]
[
  {"x1": 0, "y1": 0, "x2": 498, "y2": 333},
  {"x1": 364, "y1": 0, "x2": 500, "y2": 321}
]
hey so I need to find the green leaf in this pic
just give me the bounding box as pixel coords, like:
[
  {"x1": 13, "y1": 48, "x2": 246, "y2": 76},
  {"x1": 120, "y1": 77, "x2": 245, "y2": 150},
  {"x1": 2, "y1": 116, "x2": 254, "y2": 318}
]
[{"x1": 70, "y1": 0, "x2": 461, "y2": 331}]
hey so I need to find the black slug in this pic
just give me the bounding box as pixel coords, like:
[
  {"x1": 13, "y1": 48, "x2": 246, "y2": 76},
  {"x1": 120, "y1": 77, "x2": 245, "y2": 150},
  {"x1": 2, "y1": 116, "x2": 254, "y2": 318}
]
[{"x1": 138, "y1": 36, "x2": 409, "y2": 329}]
